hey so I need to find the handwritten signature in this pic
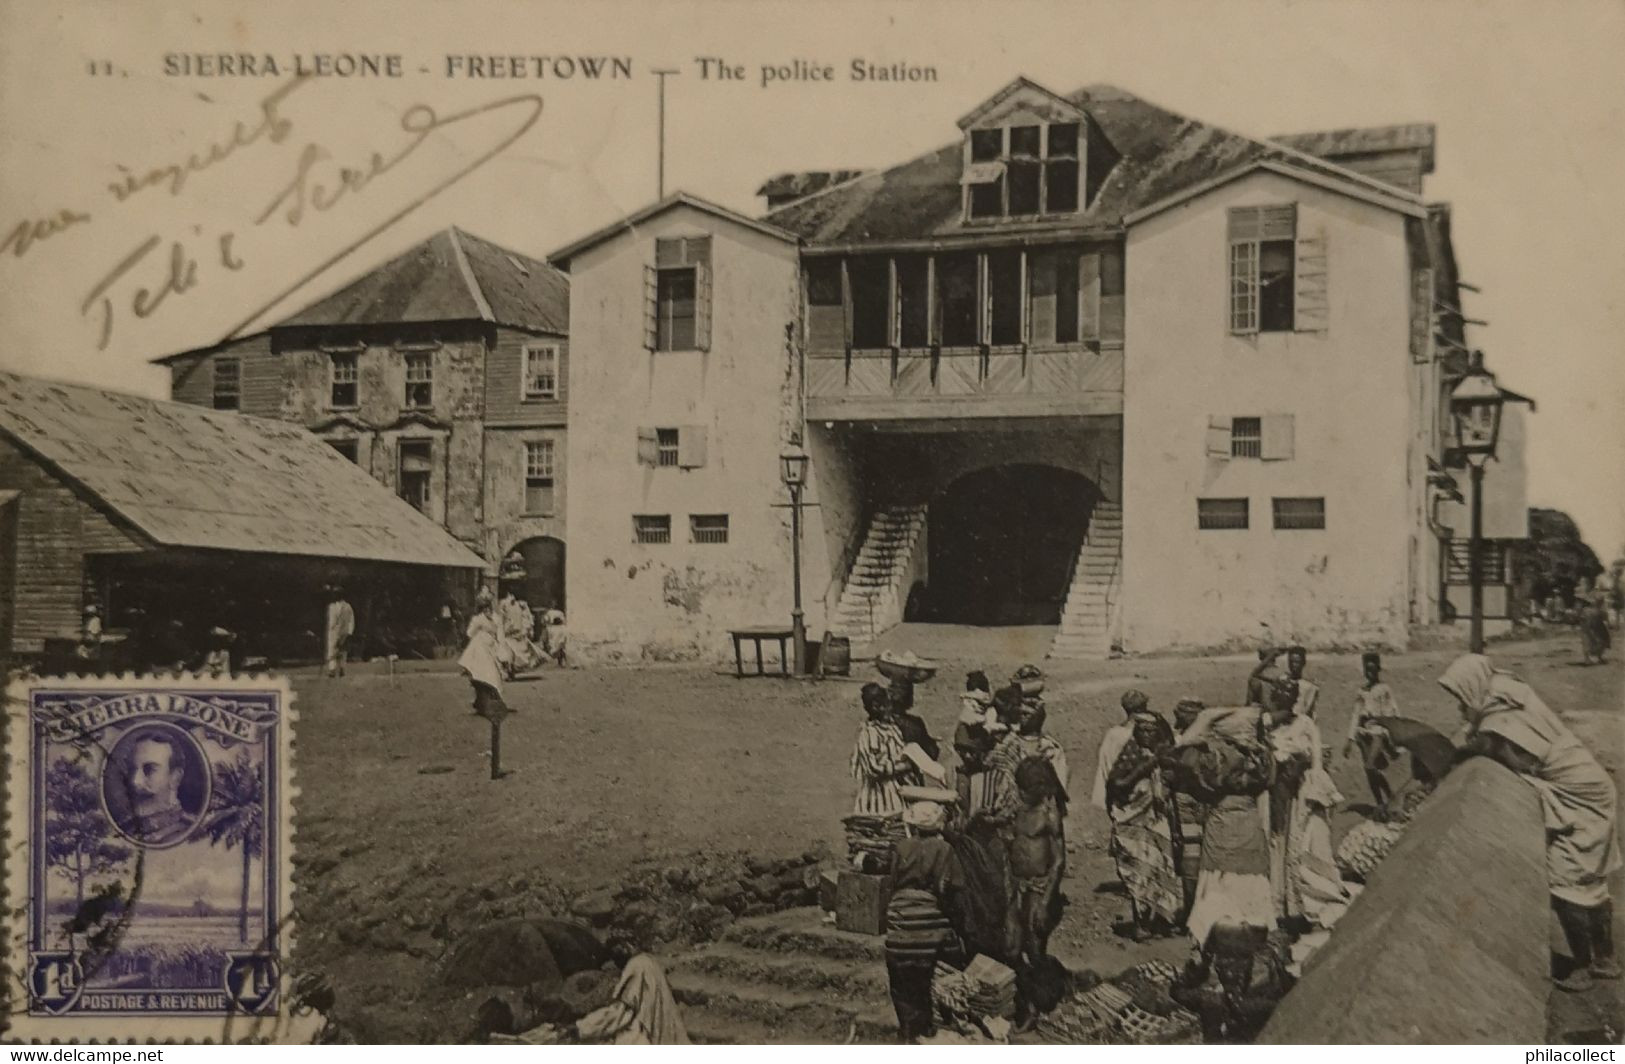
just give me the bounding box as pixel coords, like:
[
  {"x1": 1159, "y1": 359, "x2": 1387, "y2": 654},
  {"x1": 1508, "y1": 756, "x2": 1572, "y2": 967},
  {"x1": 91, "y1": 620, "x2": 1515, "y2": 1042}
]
[{"x1": 5, "y1": 78, "x2": 544, "y2": 352}]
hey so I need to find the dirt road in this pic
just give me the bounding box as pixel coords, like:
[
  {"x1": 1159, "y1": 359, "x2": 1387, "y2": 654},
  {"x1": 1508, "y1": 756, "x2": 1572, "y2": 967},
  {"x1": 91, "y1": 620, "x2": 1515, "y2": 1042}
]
[{"x1": 290, "y1": 630, "x2": 1621, "y2": 1040}]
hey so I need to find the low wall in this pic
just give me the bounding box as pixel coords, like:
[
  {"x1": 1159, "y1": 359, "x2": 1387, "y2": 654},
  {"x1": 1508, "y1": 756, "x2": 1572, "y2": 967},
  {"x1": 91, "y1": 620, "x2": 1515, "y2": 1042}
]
[{"x1": 1261, "y1": 757, "x2": 1550, "y2": 1044}]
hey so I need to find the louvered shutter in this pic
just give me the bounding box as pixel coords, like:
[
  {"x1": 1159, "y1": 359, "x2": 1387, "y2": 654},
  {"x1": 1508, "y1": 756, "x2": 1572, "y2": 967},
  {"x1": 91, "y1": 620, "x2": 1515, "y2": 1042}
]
[
  {"x1": 1205, "y1": 417, "x2": 1233, "y2": 458},
  {"x1": 1294, "y1": 225, "x2": 1329, "y2": 333},
  {"x1": 978, "y1": 254, "x2": 992, "y2": 346},
  {"x1": 1260, "y1": 414, "x2": 1296, "y2": 460},
  {"x1": 678, "y1": 425, "x2": 708, "y2": 468},
  {"x1": 655, "y1": 238, "x2": 684, "y2": 268},
  {"x1": 695, "y1": 260, "x2": 712, "y2": 351},
  {"x1": 1079, "y1": 252, "x2": 1102, "y2": 342},
  {"x1": 1409, "y1": 268, "x2": 1434, "y2": 361},
  {"x1": 635, "y1": 427, "x2": 659, "y2": 466},
  {"x1": 642, "y1": 265, "x2": 659, "y2": 350}
]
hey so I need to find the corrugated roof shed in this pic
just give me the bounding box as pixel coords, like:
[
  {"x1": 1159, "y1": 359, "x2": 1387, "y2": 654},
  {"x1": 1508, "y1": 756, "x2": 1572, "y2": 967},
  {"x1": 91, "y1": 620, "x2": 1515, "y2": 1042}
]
[
  {"x1": 765, "y1": 83, "x2": 1422, "y2": 247},
  {"x1": 279, "y1": 227, "x2": 567, "y2": 334},
  {"x1": 0, "y1": 372, "x2": 486, "y2": 568}
]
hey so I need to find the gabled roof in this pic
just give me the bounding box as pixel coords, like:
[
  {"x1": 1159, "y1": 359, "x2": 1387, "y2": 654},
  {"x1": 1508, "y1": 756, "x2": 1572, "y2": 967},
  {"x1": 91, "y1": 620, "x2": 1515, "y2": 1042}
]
[
  {"x1": 956, "y1": 77, "x2": 1084, "y2": 130},
  {"x1": 0, "y1": 371, "x2": 486, "y2": 568},
  {"x1": 1271, "y1": 124, "x2": 1436, "y2": 173},
  {"x1": 548, "y1": 191, "x2": 799, "y2": 269},
  {"x1": 280, "y1": 227, "x2": 568, "y2": 334},
  {"x1": 765, "y1": 82, "x2": 1425, "y2": 248},
  {"x1": 1123, "y1": 159, "x2": 1427, "y2": 225}
]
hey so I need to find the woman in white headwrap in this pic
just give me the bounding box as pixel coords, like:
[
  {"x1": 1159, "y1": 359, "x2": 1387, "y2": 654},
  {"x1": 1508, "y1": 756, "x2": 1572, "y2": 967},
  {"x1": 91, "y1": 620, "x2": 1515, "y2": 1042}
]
[{"x1": 1440, "y1": 653, "x2": 1621, "y2": 991}]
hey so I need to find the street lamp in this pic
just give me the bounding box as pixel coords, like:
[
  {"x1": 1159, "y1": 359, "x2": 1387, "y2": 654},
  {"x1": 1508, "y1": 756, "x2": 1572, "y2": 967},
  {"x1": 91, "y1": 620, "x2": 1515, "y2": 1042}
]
[
  {"x1": 780, "y1": 444, "x2": 810, "y2": 675},
  {"x1": 1448, "y1": 352, "x2": 1506, "y2": 654}
]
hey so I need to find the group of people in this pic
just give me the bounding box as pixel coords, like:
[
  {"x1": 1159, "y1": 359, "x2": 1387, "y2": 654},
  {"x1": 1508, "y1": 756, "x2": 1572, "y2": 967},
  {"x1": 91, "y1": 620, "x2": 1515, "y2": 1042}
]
[
  {"x1": 847, "y1": 665, "x2": 1073, "y2": 1041},
  {"x1": 457, "y1": 588, "x2": 570, "y2": 717}
]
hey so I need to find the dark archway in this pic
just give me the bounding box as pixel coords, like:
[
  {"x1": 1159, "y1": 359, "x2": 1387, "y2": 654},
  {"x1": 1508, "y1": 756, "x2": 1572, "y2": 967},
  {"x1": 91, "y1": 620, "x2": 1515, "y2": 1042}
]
[
  {"x1": 499, "y1": 537, "x2": 566, "y2": 613},
  {"x1": 921, "y1": 465, "x2": 1097, "y2": 625}
]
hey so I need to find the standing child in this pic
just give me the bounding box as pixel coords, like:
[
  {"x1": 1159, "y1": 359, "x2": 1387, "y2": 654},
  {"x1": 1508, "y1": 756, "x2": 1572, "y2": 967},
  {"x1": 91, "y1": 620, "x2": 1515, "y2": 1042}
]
[{"x1": 1344, "y1": 651, "x2": 1402, "y2": 810}]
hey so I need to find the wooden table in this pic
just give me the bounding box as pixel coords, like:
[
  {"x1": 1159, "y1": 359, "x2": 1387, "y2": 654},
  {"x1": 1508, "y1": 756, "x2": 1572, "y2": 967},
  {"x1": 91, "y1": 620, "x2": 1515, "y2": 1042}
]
[{"x1": 729, "y1": 626, "x2": 794, "y2": 678}]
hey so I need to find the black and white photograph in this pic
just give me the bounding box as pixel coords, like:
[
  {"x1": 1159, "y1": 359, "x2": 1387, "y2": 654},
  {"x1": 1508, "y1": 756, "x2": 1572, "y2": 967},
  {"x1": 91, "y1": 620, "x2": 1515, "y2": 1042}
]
[{"x1": 0, "y1": 0, "x2": 1620, "y2": 1046}]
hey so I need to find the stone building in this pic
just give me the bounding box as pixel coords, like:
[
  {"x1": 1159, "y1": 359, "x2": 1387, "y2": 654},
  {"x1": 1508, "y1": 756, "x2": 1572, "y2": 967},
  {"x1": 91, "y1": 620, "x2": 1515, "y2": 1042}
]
[
  {"x1": 159, "y1": 227, "x2": 571, "y2": 611},
  {"x1": 551, "y1": 77, "x2": 1533, "y2": 661}
]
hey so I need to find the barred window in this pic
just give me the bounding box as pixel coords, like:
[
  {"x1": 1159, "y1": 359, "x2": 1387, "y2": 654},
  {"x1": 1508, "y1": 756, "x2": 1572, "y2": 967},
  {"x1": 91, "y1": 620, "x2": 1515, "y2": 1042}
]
[
  {"x1": 523, "y1": 344, "x2": 558, "y2": 399},
  {"x1": 330, "y1": 353, "x2": 359, "y2": 408},
  {"x1": 1272, "y1": 497, "x2": 1326, "y2": 530},
  {"x1": 1197, "y1": 498, "x2": 1250, "y2": 530},
  {"x1": 690, "y1": 514, "x2": 729, "y2": 545},
  {"x1": 656, "y1": 428, "x2": 680, "y2": 468},
  {"x1": 1231, "y1": 417, "x2": 1262, "y2": 459},
  {"x1": 404, "y1": 353, "x2": 433, "y2": 409},
  {"x1": 1446, "y1": 539, "x2": 1508, "y2": 584},
  {"x1": 212, "y1": 357, "x2": 241, "y2": 411},
  {"x1": 524, "y1": 440, "x2": 555, "y2": 515},
  {"x1": 634, "y1": 514, "x2": 671, "y2": 544}
]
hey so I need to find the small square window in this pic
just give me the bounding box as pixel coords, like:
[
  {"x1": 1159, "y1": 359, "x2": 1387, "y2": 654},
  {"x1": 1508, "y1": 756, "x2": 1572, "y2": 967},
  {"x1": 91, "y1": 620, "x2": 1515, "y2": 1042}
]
[
  {"x1": 1046, "y1": 122, "x2": 1080, "y2": 158},
  {"x1": 970, "y1": 128, "x2": 1002, "y2": 161},
  {"x1": 1273, "y1": 497, "x2": 1326, "y2": 530},
  {"x1": 634, "y1": 515, "x2": 671, "y2": 544},
  {"x1": 330, "y1": 353, "x2": 358, "y2": 408},
  {"x1": 212, "y1": 357, "x2": 241, "y2": 411},
  {"x1": 1198, "y1": 498, "x2": 1250, "y2": 530},
  {"x1": 690, "y1": 514, "x2": 729, "y2": 544},
  {"x1": 1009, "y1": 125, "x2": 1042, "y2": 157},
  {"x1": 656, "y1": 428, "x2": 680, "y2": 468},
  {"x1": 328, "y1": 438, "x2": 359, "y2": 463},
  {"x1": 404, "y1": 352, "x2": 433, "y2": 409},
  {"x1": 1231, "y1": 417, "x2": 1262, "y2": 458}
]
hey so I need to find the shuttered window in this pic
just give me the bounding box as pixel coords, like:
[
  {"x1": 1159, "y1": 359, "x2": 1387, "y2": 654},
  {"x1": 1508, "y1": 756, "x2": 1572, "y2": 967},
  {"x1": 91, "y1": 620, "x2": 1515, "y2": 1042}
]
[
  {"x1": 1272, "y1": 497, "x2": 1326, "y2": 531},
  {"x1": 651, "y1": 236, "x2": 711, "y2": 352},
  {"x1": 1228, "y1": 205, "x2": 1299, "y2": 334},
  {"x1": 656, "y1": 428, "x2": 680, "y2": 467},
  {"x1": 639, "y1": 426, "x2": 707, "y2": 469},
  {"x1": 1231, "y1": 417, "x2": 1262, "y2": 458},
  {"x1": 1198, "y1": 498, "x2": 1250, "y2": 530},
  {"x1": 1446, "y1": 539, "x2": 1508, "y2": 584},
  {"x1": 212, "y1": 357, "x2": 241, "y2": 411}
]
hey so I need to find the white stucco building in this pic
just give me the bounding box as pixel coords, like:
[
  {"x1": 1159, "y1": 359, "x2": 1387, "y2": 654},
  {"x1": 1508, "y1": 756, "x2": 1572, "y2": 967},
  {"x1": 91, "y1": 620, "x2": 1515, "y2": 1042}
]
[{"x1": 551, "y1": 77, "x2": 1531, "y2": 661}]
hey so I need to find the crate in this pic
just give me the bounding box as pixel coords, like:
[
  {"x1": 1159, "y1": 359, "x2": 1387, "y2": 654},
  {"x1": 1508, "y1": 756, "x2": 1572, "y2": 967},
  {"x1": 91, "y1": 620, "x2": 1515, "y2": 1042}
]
[{"x1": 835, "y1": 871, "x2": 892, "y2": 936}]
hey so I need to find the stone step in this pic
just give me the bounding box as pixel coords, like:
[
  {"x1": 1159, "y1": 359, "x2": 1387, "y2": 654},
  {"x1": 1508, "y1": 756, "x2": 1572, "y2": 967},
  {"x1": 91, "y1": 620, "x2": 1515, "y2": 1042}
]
[
  {"x1": 720, "y1": 909, "x2": 889, "y2": 962},
  {"x1": 667, "y1": 971, "x2": 896, "y2": 1045},
  {"x1": 670, "y1": 942, "x2": 890, "y2": 999}
]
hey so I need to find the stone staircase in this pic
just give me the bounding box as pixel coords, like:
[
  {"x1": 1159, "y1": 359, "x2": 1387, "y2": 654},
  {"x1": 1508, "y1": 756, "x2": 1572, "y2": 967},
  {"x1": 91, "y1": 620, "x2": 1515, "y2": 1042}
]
[
  {"x1": 664, "y1": 908, "x2": 897, "y2": 1044},
  {"x1": 1048, "y1": 502, "x2": 1123, "y2": 661},
  {"x1": 831, "y1": 504, "x2": 928, "y2": 655}
]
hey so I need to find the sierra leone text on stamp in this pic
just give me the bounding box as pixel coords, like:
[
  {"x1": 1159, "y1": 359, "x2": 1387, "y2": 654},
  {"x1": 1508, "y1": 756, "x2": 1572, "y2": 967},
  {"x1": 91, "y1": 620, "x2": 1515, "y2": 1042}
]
[{"x1": 5, "y1": 673, "x2": 299, "y2": 1041}]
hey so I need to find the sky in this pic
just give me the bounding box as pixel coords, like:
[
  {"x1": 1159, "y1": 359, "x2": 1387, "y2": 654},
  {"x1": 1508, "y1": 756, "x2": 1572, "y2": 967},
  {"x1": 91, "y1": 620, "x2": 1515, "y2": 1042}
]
[{"x1": 1, "y1": 0, "x2": 1621, "y2": 557}]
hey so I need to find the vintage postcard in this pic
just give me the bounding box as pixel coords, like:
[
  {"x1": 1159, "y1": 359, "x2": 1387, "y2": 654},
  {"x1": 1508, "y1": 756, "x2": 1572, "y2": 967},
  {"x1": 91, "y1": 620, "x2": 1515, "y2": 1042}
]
[
  {"x1": 3, "y1": 673, "x2": 301, "y2": 1042},
  {"x1": 1, "y1": 0, "x2": 1621, "y2": 1047}
]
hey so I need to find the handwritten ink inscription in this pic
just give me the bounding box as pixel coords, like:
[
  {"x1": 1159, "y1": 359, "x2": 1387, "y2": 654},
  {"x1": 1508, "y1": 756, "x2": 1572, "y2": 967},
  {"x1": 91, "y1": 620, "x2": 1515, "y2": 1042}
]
[{"x1": 3, "y1": 76, "x2": 546, "y2": 352}]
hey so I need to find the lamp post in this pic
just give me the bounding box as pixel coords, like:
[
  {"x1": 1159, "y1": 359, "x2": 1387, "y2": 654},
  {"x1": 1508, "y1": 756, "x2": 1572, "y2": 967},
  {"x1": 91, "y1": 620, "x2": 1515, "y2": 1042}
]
[
  {"x1": 1448, "y1": 352, "x2": 1506, "y2": 654},
  {"x1": 779, "y1": 444, "x2": 810, "y2": 675}
]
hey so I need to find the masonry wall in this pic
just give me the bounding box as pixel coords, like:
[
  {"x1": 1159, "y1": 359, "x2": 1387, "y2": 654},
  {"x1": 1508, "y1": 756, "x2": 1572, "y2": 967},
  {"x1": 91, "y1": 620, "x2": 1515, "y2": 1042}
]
[
  {"x1": 564, "y1": 205, "x2": 817, "y2": 661},
  {"x1": 481, "y1": 426, "x2": 567, "y2": 566},
  {"x1": 1122, "y1": 172, "x2": 1416, "y2": 651},
  {"x1": 277, "y1": 328, "x2": 488, "y2": 548}
]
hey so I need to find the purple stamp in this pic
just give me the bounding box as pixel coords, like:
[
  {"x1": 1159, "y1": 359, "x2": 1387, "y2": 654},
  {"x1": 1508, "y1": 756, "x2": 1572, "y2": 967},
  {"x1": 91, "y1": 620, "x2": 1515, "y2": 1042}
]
[{"x1": 5, "y1": 674, "x2": 301, "y2": 1041}]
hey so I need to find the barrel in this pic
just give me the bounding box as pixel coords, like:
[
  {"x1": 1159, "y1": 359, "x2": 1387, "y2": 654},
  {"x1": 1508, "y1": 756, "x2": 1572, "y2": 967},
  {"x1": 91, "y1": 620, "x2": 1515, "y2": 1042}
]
[{"x1": 821, "y1": 632, "x2": 851, "y2": 676}]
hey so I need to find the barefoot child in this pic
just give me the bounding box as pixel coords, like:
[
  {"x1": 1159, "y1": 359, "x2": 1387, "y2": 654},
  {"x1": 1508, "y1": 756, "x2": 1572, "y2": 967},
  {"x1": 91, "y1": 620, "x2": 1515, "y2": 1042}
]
[{"x1": 1010, "y1": 758, "x2": 1065, "y2": 966}]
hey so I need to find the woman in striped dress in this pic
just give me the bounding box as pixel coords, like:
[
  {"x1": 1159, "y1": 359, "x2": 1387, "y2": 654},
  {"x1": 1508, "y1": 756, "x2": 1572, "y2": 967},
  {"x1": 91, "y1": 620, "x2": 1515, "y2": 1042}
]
[
  {"x1": 850, "y1": 682, "x2": 914, "y2": 817},
  {"x1": 885, "y1": 801, "x2": 965, "y2": 1042}
]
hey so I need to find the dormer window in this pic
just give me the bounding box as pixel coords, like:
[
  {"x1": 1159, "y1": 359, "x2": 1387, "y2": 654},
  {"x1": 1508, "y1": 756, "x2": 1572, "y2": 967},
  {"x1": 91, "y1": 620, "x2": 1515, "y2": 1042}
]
[
  {"x1": 964, "y1": 120, "x2": 1084, "y2": 220},
  {"x1": 959, "y1": 77, "x2": 1102, "y2": 224}
]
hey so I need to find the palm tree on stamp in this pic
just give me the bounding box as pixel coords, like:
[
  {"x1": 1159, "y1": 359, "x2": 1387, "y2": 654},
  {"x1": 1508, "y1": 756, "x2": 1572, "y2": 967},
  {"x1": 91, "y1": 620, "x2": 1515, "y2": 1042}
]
[{"x1": 204, "y1": 749, "x2": 263, "y2": 944}]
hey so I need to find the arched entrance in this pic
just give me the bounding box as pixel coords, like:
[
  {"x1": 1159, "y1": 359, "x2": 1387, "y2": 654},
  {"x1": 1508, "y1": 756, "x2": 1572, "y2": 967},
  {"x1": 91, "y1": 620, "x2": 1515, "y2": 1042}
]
[
  {"x1": 499, "y1": 537, "x2": 566, "y2": 613},
  {"x1": 921, "y1": 465, "x2": 1097, "y2": 625}
]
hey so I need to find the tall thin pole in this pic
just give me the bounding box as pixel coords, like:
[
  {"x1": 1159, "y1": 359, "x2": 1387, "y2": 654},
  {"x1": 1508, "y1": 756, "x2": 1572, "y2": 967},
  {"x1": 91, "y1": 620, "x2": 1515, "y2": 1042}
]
[
  {"x1": 791, "y1": 482, "x2": 805, "y2": 675},
  {"x1": 652, "y1": 68, "x2": 679, "y2": 199},
  {"x1": 1469, "y1": 461, "x2": 1486, "y2": 653}
]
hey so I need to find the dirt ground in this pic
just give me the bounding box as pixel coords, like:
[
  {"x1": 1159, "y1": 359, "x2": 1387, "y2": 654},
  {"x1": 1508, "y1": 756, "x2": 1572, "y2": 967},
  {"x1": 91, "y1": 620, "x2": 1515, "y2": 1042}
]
[{"x1": 290, "y1": 627, "x2": 1623, "y2": 1041}]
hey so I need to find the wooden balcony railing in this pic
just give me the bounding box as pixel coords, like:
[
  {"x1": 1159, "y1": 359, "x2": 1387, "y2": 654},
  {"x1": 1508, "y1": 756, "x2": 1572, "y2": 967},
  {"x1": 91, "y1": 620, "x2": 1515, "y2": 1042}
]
[{"x1": 806, "y1": 344, "x2": 1122, "y2": 420}]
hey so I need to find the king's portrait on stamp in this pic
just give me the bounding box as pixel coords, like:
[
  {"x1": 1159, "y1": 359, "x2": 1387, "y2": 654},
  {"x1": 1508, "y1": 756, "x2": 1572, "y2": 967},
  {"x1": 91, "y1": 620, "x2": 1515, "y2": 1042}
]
[{"x1": 6, "y1": 675, "x2": 297, "y2": 1039}]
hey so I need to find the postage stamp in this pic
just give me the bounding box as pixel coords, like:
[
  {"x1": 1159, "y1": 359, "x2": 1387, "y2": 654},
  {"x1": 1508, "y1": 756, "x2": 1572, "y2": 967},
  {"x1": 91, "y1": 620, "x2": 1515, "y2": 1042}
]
[{"x1": 4, "y1": 673, "x2": 300, "y2": 1041}]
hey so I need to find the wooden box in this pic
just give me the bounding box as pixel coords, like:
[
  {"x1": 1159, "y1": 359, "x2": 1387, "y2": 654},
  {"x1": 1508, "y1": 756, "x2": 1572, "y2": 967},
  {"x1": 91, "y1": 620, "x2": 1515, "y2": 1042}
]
[
  {"x1": 835, "y1": 871, "x2": 891, "y2": 936},
  {"x1": 818, "y1": 868, "x2": 840, "y2": 912}
]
